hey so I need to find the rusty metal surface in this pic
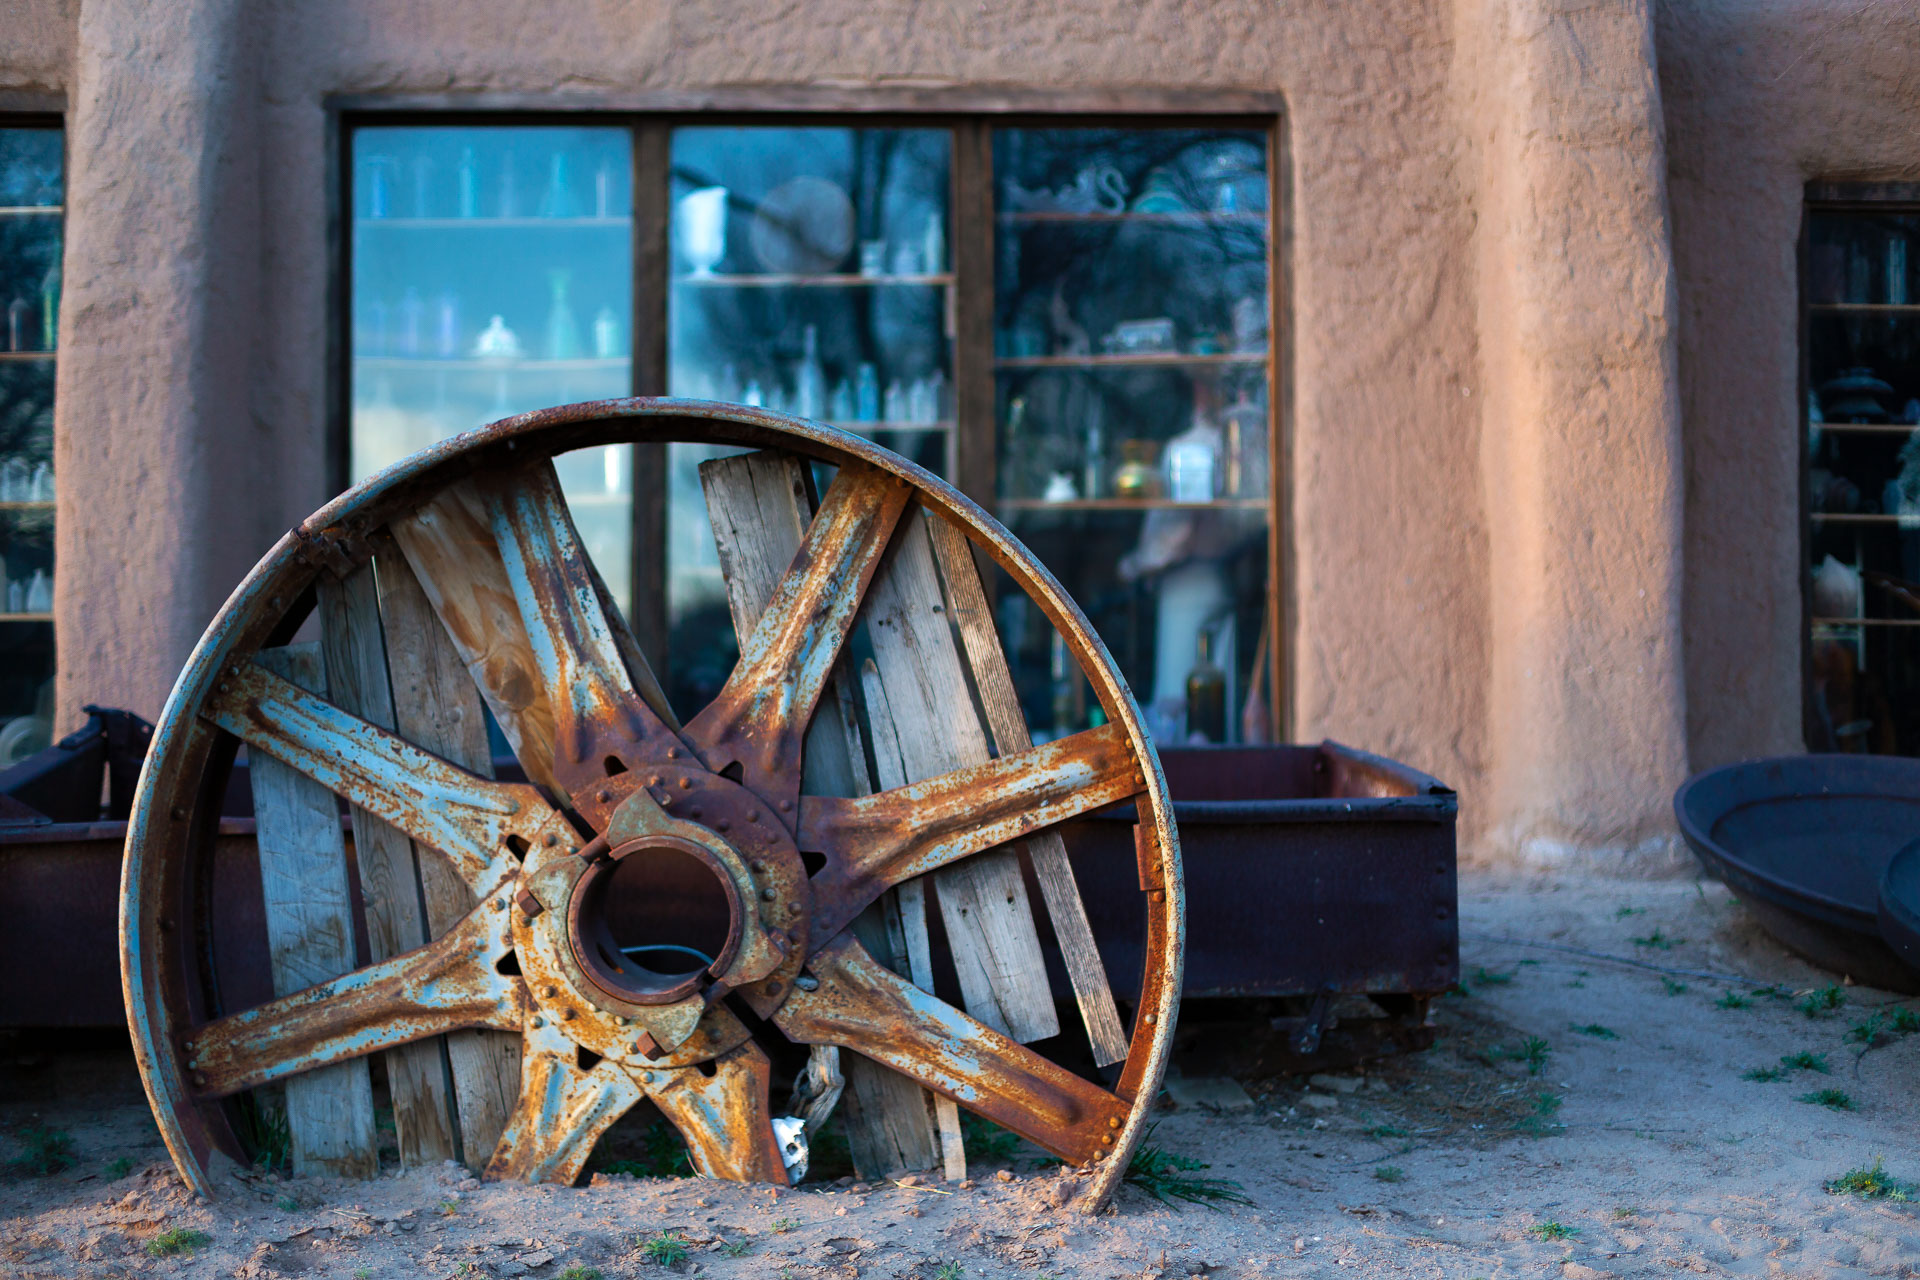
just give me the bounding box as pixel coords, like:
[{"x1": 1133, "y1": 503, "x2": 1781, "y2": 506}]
[
  {"x1": 801, "y1": 723, "x2": 1144, "y2": 944},
  {"x1": 121, "y1": 400, "x2": 1183, "y2": 1212}
]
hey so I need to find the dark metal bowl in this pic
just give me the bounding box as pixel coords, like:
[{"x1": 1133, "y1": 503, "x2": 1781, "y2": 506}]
[
  {"x1": 1879, "y1": 840, "x2": 1920, "y2": 970},
  {"x1": 1675, "y1": 754, "x2": 1920, "y2": 993}
]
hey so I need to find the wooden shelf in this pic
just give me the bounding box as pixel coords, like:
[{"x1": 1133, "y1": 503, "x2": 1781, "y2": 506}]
[
  {"x1": 0, "y1": 501, "x2": 53, "y2": 512},
  {"x1": 1812, "y1": 420, "x2": 1918, "y2": 433},
  {"x1": 999, "y1": 497, "x2": 1269, "y2": 512},
  {"x1": 1810, "y1": 513, "x2": 1915, "y2": 524},
  {"x1": 999, "y1": 210, "x2": 1266, "y2": 226},
  {"x1": 355, "y1": 356, "x2": 630, "y2": 372},
  {"x1": 0, "y1": 612, "x2": 52, "y2": 622},
  {"x1": 674, "y1": 273, "x2": 954, "y2": 288},
  {"x1": 354, "y1": 216, "x2": 630, "y2": 230},
  {"x1": 826, "y1": 420, "x2": 954, "y2": 435},
  {"x1": 0, "y1": 205, "x2": 60, "y2": 217},
  {"x1": 995, "y1": 352, "x2": 1266, "y2": 370},
  {"x1": 0, "y1": 351, "x2": 54, "y2": 363},
  {"x1": 1814, "y1": 617, "x2": 1920, "y2": 628},
  {"x1": 1810, "y1": 302, "x2": 1920, "y2": 314}
]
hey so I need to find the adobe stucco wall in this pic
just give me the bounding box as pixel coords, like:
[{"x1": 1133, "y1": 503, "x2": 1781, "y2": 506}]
[
  {"x1": 17, "y1": 0, "x2": 1716, "y2": 865},
  {"x1": 1659, "y1": 0, "x2": 1920, "y2": 773}
]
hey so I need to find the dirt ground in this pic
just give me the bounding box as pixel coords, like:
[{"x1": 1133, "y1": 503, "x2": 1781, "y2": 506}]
[{"x1": 7, "y1": 869, "x2": 1920, "y2": 1279}]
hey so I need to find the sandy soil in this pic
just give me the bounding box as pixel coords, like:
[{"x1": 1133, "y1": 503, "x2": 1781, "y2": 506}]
[{"x1": 6, "y1": 870, "x2": 1920, "y2": 1279}]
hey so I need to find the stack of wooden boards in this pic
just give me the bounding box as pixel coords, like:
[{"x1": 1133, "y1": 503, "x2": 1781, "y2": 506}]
[{"x1": 244, "y1": 448, "x2": 1128, "y2": 1183}]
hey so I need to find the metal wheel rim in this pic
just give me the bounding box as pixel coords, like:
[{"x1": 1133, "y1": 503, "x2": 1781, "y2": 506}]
[{"x1": 120, "y1": 398, "x2": 1184, "y2": 1209}]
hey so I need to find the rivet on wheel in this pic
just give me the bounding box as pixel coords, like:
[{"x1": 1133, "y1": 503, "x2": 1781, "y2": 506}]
[
  {"x1": 1144, "y1": 1013, "x2": 1157, "y2": 1026},
  {"x1": 1102, "y1": 1134, "x2": 1115, "y2": 1145},
  {"x1": 544, "y1": 833, "x2": 558, "y2": 846},
  {"x1": 746, "y1": 811, "x2": 759, "y2": 823},
  {"x1": 678, "y1": 777, "x2": 692, "y2": 790},
  {"x1": 761, "y1": 888, "x2": 776, "y2": 901},
  {"x1": 641, "y1": 1071, "x2": 656, "y2": 1083},
  {"x1": 667, "y1": 747, "x2": 680, "y2": 759},
  {"x1": 562, "y1": 1009, "x2": 576, "y2": 1021},
  {"x1": 750, "y1": 861, "x2": 765, "y2": 874},
  {"x1": 492, "y1": 898, "x2": 506, "y2": 911},
  {"x1": 543, "y1": 984, "x2": 558, "y2": 998},
  {"x1": 716, "y1": 820, "x2": 730, "y2": 831},
  {"x1": 1150, "y1": 890, "x2": 1166, "y2": 903},
  {"x1": 597, "y1": 790, "x2": 612, "y2": 804},
  {"x1": 194, "y1": 1073, "x2": 207, "y2": 1086},
  {"x1": 649, "y1": 775, "x2": 662, "y2": 786},
  {"x1": 615, "y1": 1016, "x2": 629, "y2": 1026},
  {"x1": 779, "y1": 799, "x2": 792, "y2": 812},
  {"x1": 1108, "y1": 1117, "x2": 1120, "y2": 1129},
  {"x1": 170, "y1": 806, "x2": 188, "y2": 821},
  {"x1": 795, "y1": 975, "x2": 819, "y2": 992},
  {"x1": 531, "y1": 1016, "x2": 545, "y2": 1028}
]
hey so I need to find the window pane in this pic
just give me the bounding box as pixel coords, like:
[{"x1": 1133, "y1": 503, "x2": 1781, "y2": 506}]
[
  {"x1": 665, "y1": 125, "x2": 953, "y2": 718},
  {"x1": 349, "y1": 125, "x2": 634, "y2": 612},
  {"x1": 1806, "y1": 207, "x2": 1920, "y2": 753},
  {"x1": 993, "y1": 126, "x2": 1271, "y2": 744},
  {"x1": 0, "y1": 124, "x2": 61, "y2": 765}
]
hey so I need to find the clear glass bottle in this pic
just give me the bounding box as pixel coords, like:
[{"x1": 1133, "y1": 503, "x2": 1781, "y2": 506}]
[
  {"x1": 854, "y1": 362, "x2": 880, "y2": 421},
  {"x1": 795, "y1": 324, "x2": 826, "y2": 420},
  {"x1": 545, "y1": 270, "x2": 579, "y2": 360}
]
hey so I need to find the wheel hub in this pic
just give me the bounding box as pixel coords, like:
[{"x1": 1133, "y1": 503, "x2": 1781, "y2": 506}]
[{"x1": 510, "y1": 763, "x2": 811, "y2": 1066}]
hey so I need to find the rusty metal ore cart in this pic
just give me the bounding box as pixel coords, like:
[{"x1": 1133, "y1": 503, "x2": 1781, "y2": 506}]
[{"x1": 120, "y1": 401, "x2": 1183, "y2": 1210}]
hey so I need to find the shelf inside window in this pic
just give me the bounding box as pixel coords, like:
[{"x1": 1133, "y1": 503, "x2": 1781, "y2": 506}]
[
  {"x1": 999, "y1": 497, "x2": 1268, "y2": 512},
  {"x1": 1809, "y1": 302, "x2": 1920, "y2": 314},
  {"x1": 354, "y1": 356, "x2": 631, "y2": 372},
  {"x1": 995, "y1": 352, "x2": 1265, "y2": 370},
  {"x1": 998, "y1": 210, "x2": 1266, "y2": 227},
  {"x1": 673, "y1": 273, "x2": 955, "y2": 288},
  {"x1": 0, "y1": 351, "x2": 55, "y2": 363},
  {"x1": 355, "y1": 216, "x2": 631, "y2": 231},
  {"x1": 1812, "y1": 420, "x2": 1918, "y2": 433},
  {"x1": 0, "y1": 613, "x2": 53, "y2": 623},
  {"x1": 0, "y1": 205, "x2": 60, "y2": 217}
]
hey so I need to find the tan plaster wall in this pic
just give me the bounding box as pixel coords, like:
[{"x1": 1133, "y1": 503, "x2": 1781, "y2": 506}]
[
  {"x1": 22, "y1": 0, "x2": 1715, "y2": 863},
  {"x1": 1660, "y1": 1, "x2": 1920, "y2": 772},
  {"x1": 0, "y1": 0, "x2": 77, "y2": 97}
]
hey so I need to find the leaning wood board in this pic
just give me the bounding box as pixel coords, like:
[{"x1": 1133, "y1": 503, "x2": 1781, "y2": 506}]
[
  {"x1": 376, "y1": 549, "x2": 525, "y2": 1169},
  {"x1": 700, "y1": 451, "x2": 944, "y2": 1178},
  {"x1": 925, "y1": 518, "x2": 1129, "y2": 1065},
  {"x1": 318, "y1": 566, "x2": 462, "y2": 1167},
  {"x1": 250, "y1": 643, "x2": 379, "y2": 1179},
  {"x1": 861, "y1": 510, "x2": 1060, "y2": 1043}
]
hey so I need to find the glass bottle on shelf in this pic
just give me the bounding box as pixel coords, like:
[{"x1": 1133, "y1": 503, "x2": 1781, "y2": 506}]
[
  {"x1": 545, "y1": 270, "x2": 579, "y2": 360},
  {"x1": 795, "y1": 325, "x2": 825, "y2": 420},
  {"x1": 1186, "y1": 629, "x2": 1226, "y2": 744}
]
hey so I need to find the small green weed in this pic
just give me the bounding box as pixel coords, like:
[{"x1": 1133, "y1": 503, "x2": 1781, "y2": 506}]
[
  {"x1": 1893, "y1": 1007, "x2": 1920, "y2": 1033},
  {"x1": 234, "y1": 1095, "x2": 291, "y2": 1171},
  {"x1": 1366, "y1": 1123, "x2": 1408, "y2": 1139},
  {"x1": 1514, "y1": 1091, "x2": 1564, "y2": 1137},
  {"x1": 1661, "y1": 977, "x2": 1689, "y2": 996},
  {"x1": 1798, "y1": 1088, "x2": 1857, "y2": 1111},
  {"x1": 771, "y1": 1217, "x2": 798, "y2": 1234},
  {"x1": 1530, "y1": 1221, "x2": 1580, "y2": 1241},
  {"x1": 1798, "y1": 986, "x2": 1847, "y2": 1017},
  {"x1": 1614, "y1": 905, "x2": 1644, "y2": 918},
  {"x1": 595, "y1": 1118, "x2": 694, "y2": 1180},
  {"x1": 1123, "y1": 1126, "x2": 1252, "y2": 1208},
  {"x1": 1571, "y1": 1023, "x2": 1619, "y2": 1040},
  {"x1": 145, "y1": 1228, "x2": 212, "y2": 1258},
  {"x1": 1612, "y1": 1206, "x2": 1636, "y2": 1219},
  {"x1": 438, "y1": 1198, "x2": 458, "y2": 1216},
  {"x1": 559, "y1": 1267, "x2": 602, "y2": 1280},
  {"x1": 1373, "y1": 1165, "x2": 1406, "y2": 1183},
  {"x1": 354, "y1": 1270, "x2": 372, "y2": 1280},
  {"x1": 720, "y1": 1239, "x2": 754, "y2": 1257},
  {"x1": 1782, "y1": 1050, "x2": 1831, "y2": 1073},
  {"x1": 1631, "y1": 929, "x2": 1677, "y2": 950},
  {"x1": 638, "y1": 1232, "x2": 689, "y2": 1266},
  {"x1": 1741, "y1": 1065, "x2": 1788, "y2": 1082},
  {"x1": 275, "y1": 1194, "x2": 298, "y2": 1212},
  {"x1": 1826, "y1": 1158, "x2": 1915, "y2": 1201},
  {"x1": 1489, "y1": 1035, "x2": 1553, "y2": 1076},
  {"x1": 1714, "y1": 990, "x2": 1752, "y2": 1010},
  {"x1": 1469, "y1": 966, "x2": 1515, "y2": 987},
  {"x1": 104, "y1": 1156, "x2": 133, "y2": 1179},
  {"x1": 933, "y1": 1264, "x2": 964, "y2": 1280},
  {"x1": 8, "y1": 1124, "x2": 75, "y2": 1176}
]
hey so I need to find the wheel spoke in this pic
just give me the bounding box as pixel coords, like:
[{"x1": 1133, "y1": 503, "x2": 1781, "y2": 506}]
[
  {"x1": 186, "y1": 869, "x2": 523, "y2": 1098},
  {"x1": 647, "y1": 1040, "x2": 789, "y2": 1183},
  {"x1": 799, "y1": 724, "x2": 1143, "y2": 944},
  {"x1": 203, "y1": 660, "x2": 558, "y2": 891},
  {"x1": 484, "y1": 1020, "x2": 645, "y2": 1184},
  {"x1": 479, "y1": 463, "x2": 687, "y2": 803},
  {"x1": 684, "y1": 462, "x2": 910, "y2": 803},
  {"x1": 773, "y1": 934, "x2": 1129, "y2": 1166}
]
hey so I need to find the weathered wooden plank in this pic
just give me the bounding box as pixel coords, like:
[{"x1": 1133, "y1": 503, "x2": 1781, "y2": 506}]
[
  {"x1": 317, "y1": 566, "x2": 462, "y2": 1167},
  {"x1": 249, "y1": 643, "x2": 378, "y2": 1179},
  {"x1": 861, "y1": 660, "x2": 967, "y2": 1182},
  {"x1": 861, "y1": 512, "x2": 1060, "y2": 1044},
  {"x1": 375, "y1": 551, "x2": 524, "y2": 1172},
  {"x1": 925, "y1": 517, "x2": 1130, "y2": 1066},
  {"x1": 700, "y1": 451, "x2": 940, "y2": 1179}
]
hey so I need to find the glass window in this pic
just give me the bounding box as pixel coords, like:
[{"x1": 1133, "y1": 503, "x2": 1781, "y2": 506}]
[
  {"x1": 0, "y1": 124, "x2": 61, "y2": 766},
  {"x1": 665, "y1": 125, "x2": 954, "y2": 717},
  {"x1": 349, "y1": 125, "x2": 635, "y2": 612},
  {"x1": 992, "y1": 126, "x2": 1271, "y2": 744},
  {"x1": 1805, "y1": 203, "x2": 1920, "y2": 753}
]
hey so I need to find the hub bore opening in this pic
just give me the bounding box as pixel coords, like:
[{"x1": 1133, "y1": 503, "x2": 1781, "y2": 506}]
[{"x1": 570, "y1": 840, "x2": 741, "y2": 1004}]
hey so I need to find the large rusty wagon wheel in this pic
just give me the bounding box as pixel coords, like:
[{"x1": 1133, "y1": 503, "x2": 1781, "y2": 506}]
[{"x1": 121, "y1": 401, "x2": 1182, "y2": 1211}]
